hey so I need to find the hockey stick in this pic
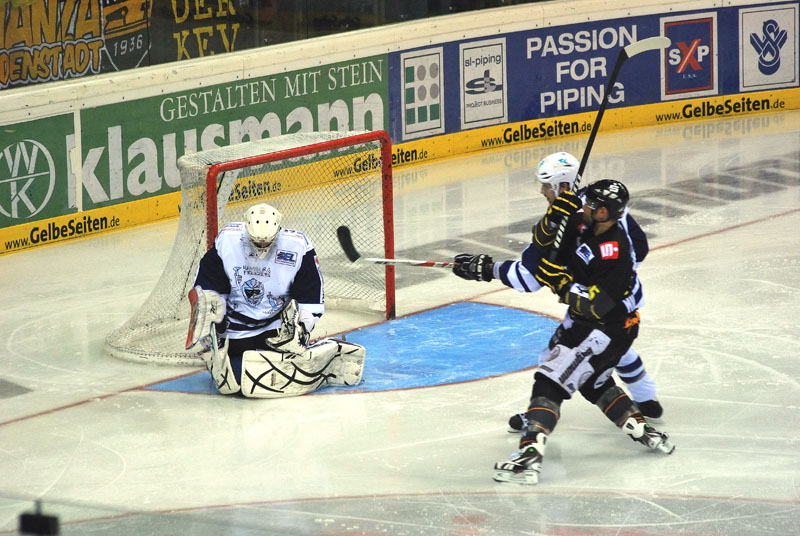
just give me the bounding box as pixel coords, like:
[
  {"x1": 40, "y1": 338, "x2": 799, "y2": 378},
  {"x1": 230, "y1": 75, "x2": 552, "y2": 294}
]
[
  {"x1": 336, "y1": 226, "x2": 458, "y2": 268},
  {"x1": 549, "y1": 35, "x2": 671, "y2": 261}
]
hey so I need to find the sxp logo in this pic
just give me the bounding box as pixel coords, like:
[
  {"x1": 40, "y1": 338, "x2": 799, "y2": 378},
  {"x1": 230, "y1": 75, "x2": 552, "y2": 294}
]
[
  {"x1": 0, "y1": 140, "x2": 56, "y2": 220},
  {"x1": 660, "y1": 13, "x2": 719, "y2": 100}
]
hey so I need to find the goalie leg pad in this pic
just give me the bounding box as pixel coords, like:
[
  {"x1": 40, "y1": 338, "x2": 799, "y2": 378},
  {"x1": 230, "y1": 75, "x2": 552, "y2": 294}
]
[
  {"x1": 240, "y1": 339, "x2": 366, "y2": 398},
  {"x1": 203, "y1": 335, "x2": 240, "y2": 395},
  {"x1": 186, "y1": 286, "x2": 225, "y2": 350}
]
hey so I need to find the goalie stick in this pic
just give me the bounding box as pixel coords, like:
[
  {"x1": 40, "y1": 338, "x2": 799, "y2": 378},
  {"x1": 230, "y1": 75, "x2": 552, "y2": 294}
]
[
  {"x1": 336, "y1": 226, "x2": 458, "y2": 268},
  {"x1": 549, "y1": 35, "x2": 671, "y2": 261}
]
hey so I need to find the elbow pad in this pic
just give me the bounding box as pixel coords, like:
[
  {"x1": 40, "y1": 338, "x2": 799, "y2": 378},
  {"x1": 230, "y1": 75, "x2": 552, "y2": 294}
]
[{"x1": 532, "y1": 216, "x2": 557, "y2": 247}]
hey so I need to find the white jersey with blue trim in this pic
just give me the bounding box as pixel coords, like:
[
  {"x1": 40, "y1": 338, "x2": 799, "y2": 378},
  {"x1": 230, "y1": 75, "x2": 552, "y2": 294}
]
[{"x1": 213, "y1": 223, "x2": 324, "y2": 338}]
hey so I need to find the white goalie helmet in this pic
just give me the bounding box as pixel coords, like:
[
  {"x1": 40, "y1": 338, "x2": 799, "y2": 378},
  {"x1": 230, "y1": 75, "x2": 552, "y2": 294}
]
[
  {"x1": 536, "y1": 152, "x2": 580, "y2": 193},
  {"x1": 245, "y1": 203, "x2": 282, "y2": 259}
]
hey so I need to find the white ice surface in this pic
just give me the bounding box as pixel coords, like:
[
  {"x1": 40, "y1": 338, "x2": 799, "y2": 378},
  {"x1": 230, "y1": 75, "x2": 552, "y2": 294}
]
[{"x1": 1, "y1": 111, "x2": 799, "y2": 535}]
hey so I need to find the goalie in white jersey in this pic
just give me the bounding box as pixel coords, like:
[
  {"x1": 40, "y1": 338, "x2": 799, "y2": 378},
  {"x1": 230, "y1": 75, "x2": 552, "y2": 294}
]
[{"x1": 185, "y1": 203, "x2": 365, "y2": 398}]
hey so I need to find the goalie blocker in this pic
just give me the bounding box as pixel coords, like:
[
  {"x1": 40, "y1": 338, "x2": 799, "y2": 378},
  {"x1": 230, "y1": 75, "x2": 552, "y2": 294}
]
[{"x1": 187, "y1": 291, "x2": 365, "y2": 398}]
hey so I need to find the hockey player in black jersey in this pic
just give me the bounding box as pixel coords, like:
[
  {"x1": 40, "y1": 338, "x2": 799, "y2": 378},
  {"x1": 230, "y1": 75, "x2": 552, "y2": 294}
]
[
  {"x1": 532, "y1": 153, "x2": 662, "y2": 420},
  {"x1": 506, "y1": 180, "x2": 673, "y2": 484},
  {"x1": 456, "y1": 152, "x2": 663, "y2": 424},
  {"x1": 455, "y1": 180, "x2": 674, "y2": 484}
]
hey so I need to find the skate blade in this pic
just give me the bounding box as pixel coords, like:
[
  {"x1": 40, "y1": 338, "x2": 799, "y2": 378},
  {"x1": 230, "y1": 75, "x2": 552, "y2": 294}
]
[
  {"x1": 657, "y1": 439, "x2": 675, "y2": 455},
  {"x1": 493, "y1": 469, "x2": 539, "y2": 485}
]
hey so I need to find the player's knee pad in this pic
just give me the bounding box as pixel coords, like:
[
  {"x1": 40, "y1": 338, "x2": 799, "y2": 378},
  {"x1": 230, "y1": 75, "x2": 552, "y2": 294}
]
[
  {"x1": 595, "y1": 383, "x2": 637, "y2": 427},
  {"x1": 203, "y1": 337, "x2": 240, "y2": 395},
  {"x1": 523, "y1": 396, "x2": 561, "y2": 435},
  {"x1": 239, "y1": 338, "x2": 365, "y2": 398},
  {"x1": 537, "y1": 329, "x2": 610, "y2": 396}
]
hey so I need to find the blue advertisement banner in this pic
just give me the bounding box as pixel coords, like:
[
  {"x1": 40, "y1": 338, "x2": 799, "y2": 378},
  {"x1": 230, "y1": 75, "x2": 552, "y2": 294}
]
[{"x1": 388, "y1": 2, "x2": 799, "y2": 143}]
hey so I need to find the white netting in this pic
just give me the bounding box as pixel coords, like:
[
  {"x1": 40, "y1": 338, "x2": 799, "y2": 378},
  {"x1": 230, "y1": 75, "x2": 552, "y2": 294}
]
[{"x1": 105, "y1": 131, "x2": 392, "y2": 365}]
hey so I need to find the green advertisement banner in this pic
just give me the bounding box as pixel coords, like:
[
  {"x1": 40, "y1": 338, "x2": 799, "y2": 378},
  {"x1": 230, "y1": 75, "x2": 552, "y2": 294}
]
[
  {"x1": 78, "y1": 55, "x2": 388, "y2": 209},
  {"x1": 0, "y1": 114, "x2": 76, "y2": 228}
]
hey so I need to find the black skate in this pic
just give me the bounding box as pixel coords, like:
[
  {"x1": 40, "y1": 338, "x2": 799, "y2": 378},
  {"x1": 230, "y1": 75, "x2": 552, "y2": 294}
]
[
  {"x1": 493, "y1": 434, "x2": 546, "y2": 485},
  {"x1": 636, "y1": 399, "x2": 664, "y2": 419},
  {"x1": 623, "y1": 417, "x2": 675, "y2": 454},
  {"x1": 507, "y1": 412, "x2": 527, "y2": 433}
]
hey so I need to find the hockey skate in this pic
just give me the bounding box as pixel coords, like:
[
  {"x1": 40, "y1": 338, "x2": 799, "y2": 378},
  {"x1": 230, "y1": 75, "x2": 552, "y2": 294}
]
[
  {"x1": 507, "y1": 412, "x2": 527, "y2": 433},
  {"x1": 636, "y1": 399, "x2": 664, "y2": 419},
  {"x1": 623, "y1": 417, "x2": 675, "y2": 454},
  {"x1": 493, "y1": 434, "x2": 546, "y2": 485}
]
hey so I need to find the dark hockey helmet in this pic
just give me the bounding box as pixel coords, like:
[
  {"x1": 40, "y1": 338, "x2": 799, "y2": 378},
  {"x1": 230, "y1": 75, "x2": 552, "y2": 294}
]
[{"x1": 584, "y1": 179, "x2": 629, "y2": 218}]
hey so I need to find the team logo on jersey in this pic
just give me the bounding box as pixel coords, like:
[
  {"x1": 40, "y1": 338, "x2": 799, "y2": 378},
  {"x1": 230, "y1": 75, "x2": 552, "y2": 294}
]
[
  {"x1": 576, "y1": 243, "x2": 594, "y2": 264},
  {"x1": 242, "y1": 278, "x2": 265, "y2": 306},
  {"x1": 275, "y1": 250, "x2": 297, "y2": 266},
  {"x1": 599, "y1": 241, "x2": 619, "y2": 259}
]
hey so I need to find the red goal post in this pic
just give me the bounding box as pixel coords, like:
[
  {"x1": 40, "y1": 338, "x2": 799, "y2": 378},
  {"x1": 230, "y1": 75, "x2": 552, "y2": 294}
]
[{"x1": 105, "y1": 131, "x2": 394, "y2": 365}]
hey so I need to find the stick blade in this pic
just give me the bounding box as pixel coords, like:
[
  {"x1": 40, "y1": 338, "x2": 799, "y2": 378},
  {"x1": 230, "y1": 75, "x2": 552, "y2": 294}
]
[
  {"x1": 336, "y1": 226, "x2": 361, "y2": 263},
  {"x1": 624, "y1": 36, "x2": 671, "y2": 58}
]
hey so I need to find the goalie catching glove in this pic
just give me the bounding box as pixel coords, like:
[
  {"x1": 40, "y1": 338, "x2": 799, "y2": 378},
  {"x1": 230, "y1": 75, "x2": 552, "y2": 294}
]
[
  {"x1": 453, "y1": 253, "x2": 494, "y2": 282},
  {"x1": 266, "y1": 300, "x2": 318, "y2": 352},
  {"x1": 534, "y1": 258, "x2": 573, "y2": 298},
  {"x1": 186, "y1": 286, "x2": 226, "y2": 350},
  {"x1": 532, "y1": 191, "x2": 582, "y2": 247}
]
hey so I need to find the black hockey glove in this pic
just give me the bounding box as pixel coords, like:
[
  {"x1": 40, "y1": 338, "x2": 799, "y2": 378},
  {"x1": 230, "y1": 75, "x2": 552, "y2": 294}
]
[
  {"x1": 453, "y1": 253, "x2": 494, "y2": 282},
  {"x1": 534, "y1": 258, "x2": 573, "y2": 297},
  {"x1": 533, "y1": 191, "x2": 582, "y2": 247}
]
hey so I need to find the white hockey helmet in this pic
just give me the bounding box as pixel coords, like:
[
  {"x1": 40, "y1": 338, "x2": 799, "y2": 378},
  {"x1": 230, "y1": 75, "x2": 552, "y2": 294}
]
[
  {"x1": 245, "y1": 203, "x2": 282, "y2": 259},
  {"x1": 536, "y1": 152, "x2": 580, "y2": 193}
]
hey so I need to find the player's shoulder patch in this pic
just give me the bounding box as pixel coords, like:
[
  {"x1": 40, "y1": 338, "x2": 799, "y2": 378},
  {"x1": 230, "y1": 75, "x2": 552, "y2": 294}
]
[
  {"x1": 216, "y1": 222, "x2": 247, "y2": 250},
  {"x1": 598, "y1": 241, "x2": 620, "y2": 259},
  {"x1": 576, "y1": 243, "x2": 594, "y2": 264},
  {"x1": 277, "y1": 228, "x2": 312, "y2": 251},
  {"x1": 222, "y1": 222, "x2": 245, "y2": 233},
  {"x1": 275, "y1": 250, "x2": 298, "y2": 266}
]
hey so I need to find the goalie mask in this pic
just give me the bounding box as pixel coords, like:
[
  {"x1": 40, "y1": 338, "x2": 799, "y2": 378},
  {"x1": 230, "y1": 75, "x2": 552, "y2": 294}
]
[
  {"x1": 536, "y1": 152, "x2": 579, "y2": 196},
  {"x1": 246, "y1": 203, "x2": 282, "y2": 259}
]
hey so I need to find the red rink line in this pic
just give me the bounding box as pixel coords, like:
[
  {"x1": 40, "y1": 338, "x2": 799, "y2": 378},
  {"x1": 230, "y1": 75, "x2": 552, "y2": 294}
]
[
  {"x1": 8, "y1": 487, "x2": 799, "y2": 534},
  {"x1": 2, "y1": 207, "x2": 798, "y2": 429},
  {"x1": 0, "y1": 370, "x2": 201, "y2": 428},
  {"x1": 648, "y1": 207, "x2": 800, "y2": 252}
]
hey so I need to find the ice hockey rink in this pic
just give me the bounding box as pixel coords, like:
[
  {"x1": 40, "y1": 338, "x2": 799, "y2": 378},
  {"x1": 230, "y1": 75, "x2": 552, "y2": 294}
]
[{"x1": 2, "y1": 109, "x2": 799, "y2": 535}]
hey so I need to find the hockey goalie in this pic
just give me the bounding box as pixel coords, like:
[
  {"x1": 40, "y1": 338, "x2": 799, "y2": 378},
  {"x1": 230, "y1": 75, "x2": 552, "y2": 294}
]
[{"x1": 184, "y1": 203, "x2": 365, "y2": 398}]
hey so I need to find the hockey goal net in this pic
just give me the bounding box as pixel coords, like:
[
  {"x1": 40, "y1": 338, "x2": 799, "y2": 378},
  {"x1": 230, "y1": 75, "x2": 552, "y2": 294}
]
[{"x1": 105, "y1": 131, "x2": 394, "y2": 365}]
